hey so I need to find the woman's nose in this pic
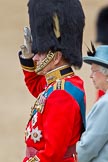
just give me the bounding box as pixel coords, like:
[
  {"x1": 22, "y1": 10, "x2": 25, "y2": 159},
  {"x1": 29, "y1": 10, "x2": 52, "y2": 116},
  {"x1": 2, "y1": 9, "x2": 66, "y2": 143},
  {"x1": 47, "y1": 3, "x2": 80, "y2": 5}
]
[{"x1": 90, "y1": 72, "x2": 93, "y2": 78}]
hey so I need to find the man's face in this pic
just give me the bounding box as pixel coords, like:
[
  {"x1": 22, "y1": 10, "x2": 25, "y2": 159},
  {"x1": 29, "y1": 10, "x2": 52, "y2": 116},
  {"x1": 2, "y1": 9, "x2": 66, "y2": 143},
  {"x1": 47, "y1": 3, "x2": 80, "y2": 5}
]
[{"x1": 32, "y1": 52, "x2": 54, "y2": 75}]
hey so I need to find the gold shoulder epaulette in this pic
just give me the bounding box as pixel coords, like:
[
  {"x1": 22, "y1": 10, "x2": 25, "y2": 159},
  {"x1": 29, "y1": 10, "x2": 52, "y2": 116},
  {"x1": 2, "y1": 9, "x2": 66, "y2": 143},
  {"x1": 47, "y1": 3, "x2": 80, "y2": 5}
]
[{"x1": 53, "y1": 79, "x2": 65, "y2": 90}]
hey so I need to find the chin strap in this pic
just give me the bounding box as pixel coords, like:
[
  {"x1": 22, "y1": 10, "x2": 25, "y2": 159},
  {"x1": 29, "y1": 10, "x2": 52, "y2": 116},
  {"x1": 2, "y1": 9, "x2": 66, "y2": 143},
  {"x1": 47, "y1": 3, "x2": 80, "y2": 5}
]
[{"x1": 36, "y1": 51, "x2": 56, "y2": 73}]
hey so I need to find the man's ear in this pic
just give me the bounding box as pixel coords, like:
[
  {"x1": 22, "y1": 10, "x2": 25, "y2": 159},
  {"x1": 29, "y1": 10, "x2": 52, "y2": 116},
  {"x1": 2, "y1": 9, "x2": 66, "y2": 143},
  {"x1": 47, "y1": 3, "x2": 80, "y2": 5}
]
[{"x1": 53, "y1": 51, "x2": 62, "y2": 65}]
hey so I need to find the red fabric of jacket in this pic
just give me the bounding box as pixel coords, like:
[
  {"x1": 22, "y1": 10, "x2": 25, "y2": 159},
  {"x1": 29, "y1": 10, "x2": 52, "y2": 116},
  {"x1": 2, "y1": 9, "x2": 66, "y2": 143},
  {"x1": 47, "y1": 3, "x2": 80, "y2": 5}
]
[{"x1": 22, "y1": 70, "x2": 86, "y2": 162}]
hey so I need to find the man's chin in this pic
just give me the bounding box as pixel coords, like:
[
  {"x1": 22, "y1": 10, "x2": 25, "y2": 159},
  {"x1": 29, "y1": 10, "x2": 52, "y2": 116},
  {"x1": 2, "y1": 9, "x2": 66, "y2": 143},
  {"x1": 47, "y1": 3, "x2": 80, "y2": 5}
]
[
  {"x1": 37, "y1": 70, "x2": 46, "y2": 75},
  {"x1": 37, "y1": 71, "x2": 44, "y2": 75}
]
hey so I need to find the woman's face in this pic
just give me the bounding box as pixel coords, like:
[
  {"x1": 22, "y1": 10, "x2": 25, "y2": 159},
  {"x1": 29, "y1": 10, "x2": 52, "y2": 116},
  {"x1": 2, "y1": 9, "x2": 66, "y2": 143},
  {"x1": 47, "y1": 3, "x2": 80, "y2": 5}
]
[{"x1": 90, "y1": 63, "x2": 107, "y2": 91}]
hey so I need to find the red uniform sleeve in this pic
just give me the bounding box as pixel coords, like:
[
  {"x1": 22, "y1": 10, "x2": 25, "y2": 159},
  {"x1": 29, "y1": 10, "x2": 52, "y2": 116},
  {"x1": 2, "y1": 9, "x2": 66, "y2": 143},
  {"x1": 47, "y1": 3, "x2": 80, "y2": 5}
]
[
  {"x1": 36, "y1": 90, "x2": 82, "y2": 162},
  {"x1": 23, "y1": 70, "x2": 47, "y2": 98},
  {"x1": 18, "y1": 51, "x2": 47, "y2": 98}
]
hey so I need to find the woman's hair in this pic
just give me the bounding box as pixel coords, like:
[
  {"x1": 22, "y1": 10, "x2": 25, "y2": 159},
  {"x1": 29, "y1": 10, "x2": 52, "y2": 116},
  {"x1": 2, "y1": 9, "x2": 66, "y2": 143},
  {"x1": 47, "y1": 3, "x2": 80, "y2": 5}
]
[{"x1": 99, "y1": 65, "x2": 108, "y2": 75}]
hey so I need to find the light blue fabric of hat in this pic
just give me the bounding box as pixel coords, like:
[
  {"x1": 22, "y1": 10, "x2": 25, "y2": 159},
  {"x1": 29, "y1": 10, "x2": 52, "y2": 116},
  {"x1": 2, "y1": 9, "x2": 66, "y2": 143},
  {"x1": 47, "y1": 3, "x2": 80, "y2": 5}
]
[{"x1": 83, "y1": 45, "x2": 108, "y2": 68}]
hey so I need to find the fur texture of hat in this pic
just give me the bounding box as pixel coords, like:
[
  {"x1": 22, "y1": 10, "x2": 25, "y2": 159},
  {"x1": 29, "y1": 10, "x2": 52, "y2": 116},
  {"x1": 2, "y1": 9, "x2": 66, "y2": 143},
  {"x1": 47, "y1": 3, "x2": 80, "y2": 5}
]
[
  {"x1": 96, "y1": 6, "x2": 108, "y2": 44},
  {"x1": 28, "y1": 0, "x2": 85, "y2": 68}
]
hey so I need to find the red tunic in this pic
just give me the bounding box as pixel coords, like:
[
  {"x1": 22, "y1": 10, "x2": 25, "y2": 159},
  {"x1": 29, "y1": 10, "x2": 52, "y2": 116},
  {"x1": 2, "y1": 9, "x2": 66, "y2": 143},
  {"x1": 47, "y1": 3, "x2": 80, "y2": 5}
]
[
  {"x1": 22, "y1": 70, "x2": 86, "y2": 162},
  {"x1": 23, "y1": 70, "x2": 46, "y2": 97}
]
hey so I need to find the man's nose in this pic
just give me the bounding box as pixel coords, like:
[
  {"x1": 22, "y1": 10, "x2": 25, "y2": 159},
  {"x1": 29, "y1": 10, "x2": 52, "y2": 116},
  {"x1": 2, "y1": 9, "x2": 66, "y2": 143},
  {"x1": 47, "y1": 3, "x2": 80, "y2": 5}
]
[{"x1": 33, "y1": 54, "x2": 39, "y2": 61}]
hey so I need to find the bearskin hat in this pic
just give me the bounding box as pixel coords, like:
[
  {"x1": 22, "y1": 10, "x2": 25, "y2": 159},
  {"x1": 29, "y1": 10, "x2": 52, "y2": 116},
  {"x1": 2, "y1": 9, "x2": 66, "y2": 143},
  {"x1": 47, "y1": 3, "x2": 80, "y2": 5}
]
[
  {"x1": 28, "y1": 0, "x2": 85, "y2": 68},
  {"x1": 96, "y1": 6, "x2": 108, "y2": 44}
]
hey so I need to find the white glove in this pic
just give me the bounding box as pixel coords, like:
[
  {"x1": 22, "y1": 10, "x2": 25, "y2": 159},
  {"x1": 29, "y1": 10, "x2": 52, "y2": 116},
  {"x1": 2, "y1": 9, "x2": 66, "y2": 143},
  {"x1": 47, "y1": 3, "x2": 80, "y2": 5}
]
[{"x1": 20, "y1": 27, "x2": 34, "y2": 58}]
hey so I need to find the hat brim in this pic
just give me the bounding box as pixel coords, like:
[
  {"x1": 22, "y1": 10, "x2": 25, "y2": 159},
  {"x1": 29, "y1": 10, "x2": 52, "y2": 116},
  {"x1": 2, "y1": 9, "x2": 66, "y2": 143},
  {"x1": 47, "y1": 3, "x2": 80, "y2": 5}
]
[{"x1": 83, "y1": 56, "x2": 108, "y2": 68}]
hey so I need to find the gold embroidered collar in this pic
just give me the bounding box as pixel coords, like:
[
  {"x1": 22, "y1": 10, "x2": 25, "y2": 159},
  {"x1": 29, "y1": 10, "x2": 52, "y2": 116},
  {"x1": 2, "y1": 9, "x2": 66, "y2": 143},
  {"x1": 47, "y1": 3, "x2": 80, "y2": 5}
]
[{"x1": 45, "y1": 65, "x2": 74, "y2": 85}]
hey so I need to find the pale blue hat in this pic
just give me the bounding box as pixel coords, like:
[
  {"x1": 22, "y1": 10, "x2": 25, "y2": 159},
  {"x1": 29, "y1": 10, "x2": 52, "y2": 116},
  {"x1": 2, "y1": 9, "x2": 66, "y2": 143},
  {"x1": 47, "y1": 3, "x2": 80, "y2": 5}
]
[{"x1": 83, "y1": 45, "x2": 108, "y2": 68}]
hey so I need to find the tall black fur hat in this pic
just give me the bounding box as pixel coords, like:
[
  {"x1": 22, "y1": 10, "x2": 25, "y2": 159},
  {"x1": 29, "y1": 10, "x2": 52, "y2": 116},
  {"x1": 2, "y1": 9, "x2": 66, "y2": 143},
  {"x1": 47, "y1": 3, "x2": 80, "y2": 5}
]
[
  {"x1": 96, "y1": 6, "x2": 108, "y2": 44},
  {"x1": 28, "y1": 0, "x2": 85, "y2": 68}
]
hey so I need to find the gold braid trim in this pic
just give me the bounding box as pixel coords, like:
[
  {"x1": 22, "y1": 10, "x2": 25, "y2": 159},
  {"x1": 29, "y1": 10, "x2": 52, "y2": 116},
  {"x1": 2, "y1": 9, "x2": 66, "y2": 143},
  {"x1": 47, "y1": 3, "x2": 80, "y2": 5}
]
[
  {"x1": 53, "y1": 79, "x2": 65, "y2": 90},
  {"x1": 53, "y1": 13, "x2": 60, "y2": 38},
  {"x1": 45, "y1": 65, "x2": 74, "y2": 85},
  {"x1": 28, "y1": 156, "x2": 40, "y2": 162}
]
